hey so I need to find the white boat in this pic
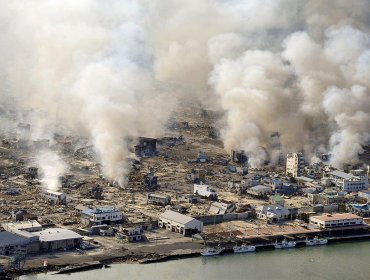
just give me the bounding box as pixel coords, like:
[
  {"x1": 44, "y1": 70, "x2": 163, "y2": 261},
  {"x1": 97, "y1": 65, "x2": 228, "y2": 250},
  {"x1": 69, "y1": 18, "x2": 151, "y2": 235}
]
[
  {"x1": 201, "y1": 247, "x2": 223, "y2": 256},
  {"x1": 233, "y1": 244, "x2": 256, "y2": 253},
  {"x1": 274, "y1": 239, "x2": 296, "y2": 249},
  {"x1": 305, "y1": 236, "x2": 328, "y2": 246}
]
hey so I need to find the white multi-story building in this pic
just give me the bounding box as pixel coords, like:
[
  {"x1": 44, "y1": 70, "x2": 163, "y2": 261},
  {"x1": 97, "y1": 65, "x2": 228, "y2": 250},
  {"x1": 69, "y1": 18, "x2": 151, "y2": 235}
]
[
  {"x1": 44, "y1": 190, "x2": 67, "y2": 204},
  {"x1": 286, "y1": 152, "x2": 304, "y2": 177},
  {"x1": 309, "y1": 213, "x2": 363, "y2": 229},
  {"x1": 328, "y1": 170, "x2": 369, "y2": 192},
  {"x1": 81, "y1": 206, "x2": 124, "y2": 225}
]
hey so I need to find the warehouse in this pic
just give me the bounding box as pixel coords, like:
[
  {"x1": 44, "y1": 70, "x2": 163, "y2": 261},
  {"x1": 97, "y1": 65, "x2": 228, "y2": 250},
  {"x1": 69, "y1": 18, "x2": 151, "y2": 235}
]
[
  {"x1": 158, "y1": 210, "x2": 203, "y2": 236},
  {"x1": 34, "y1": 228, "x2": 83, "y2": 252}
]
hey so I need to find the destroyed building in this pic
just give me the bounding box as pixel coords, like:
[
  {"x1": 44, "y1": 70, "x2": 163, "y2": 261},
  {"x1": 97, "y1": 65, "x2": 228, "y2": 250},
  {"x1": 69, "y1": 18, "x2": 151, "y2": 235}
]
[
  {"x1": 232, "y1": 150, "x2": 248, "y2": 164},
  {"x1": 177, "y1": 194, "x2": 201, "y2": 204},
  {"x1": 117, "y1": 227, "x2": 144, "y2": 242},
  {"x1": 209, "y1": 202, "x2": 235, "y2": 215},
  {"x1": 11, "y1": 210, "x2": 38, "y2": 222},
  {"x1": 27, "y1": 167, "x2": 38, "y2": 179},
  {"x1": 43, "y1": 190, "x2": 67, "y2": 205},
  {"x1": 135, "y1": 137, "x2": 157, "y2": 157},
  {"x1": 147, "y1": 193, "x2": 171, "y2": 206},
  {"x1": 144, "y1": 169, "x2": 159, "y2": 190},
  {"x1": 186, "y1": 168, "x2": 206, "y2": 183},
  {"x1": 80, "y1": 183, "x2": 104, "y2": 199},
  {"x1": 197, "y1": 151, "x2": 209, "y2": 163}
]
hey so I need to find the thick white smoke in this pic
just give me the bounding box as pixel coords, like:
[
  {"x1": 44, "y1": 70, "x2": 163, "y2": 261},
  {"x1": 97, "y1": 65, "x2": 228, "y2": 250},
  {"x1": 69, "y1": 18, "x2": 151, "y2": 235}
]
[
  {"x1": 37, "y1": 150, "x2": 68, "y2": 191},
  {"x1": 0, "y1": 0, "x2": 369, "y2": 181}
]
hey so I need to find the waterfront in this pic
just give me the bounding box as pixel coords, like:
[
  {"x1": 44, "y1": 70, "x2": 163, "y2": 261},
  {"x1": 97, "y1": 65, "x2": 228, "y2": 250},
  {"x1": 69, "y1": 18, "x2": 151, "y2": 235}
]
[{"x1": 20, "y1": 240, "x2": 370, "y2": 280}]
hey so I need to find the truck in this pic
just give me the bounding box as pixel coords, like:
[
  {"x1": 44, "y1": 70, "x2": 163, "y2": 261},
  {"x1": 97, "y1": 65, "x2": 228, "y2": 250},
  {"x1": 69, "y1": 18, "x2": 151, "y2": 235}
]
[{"x1": 194, "y1": 184, "x2": 217, "y2": 200}]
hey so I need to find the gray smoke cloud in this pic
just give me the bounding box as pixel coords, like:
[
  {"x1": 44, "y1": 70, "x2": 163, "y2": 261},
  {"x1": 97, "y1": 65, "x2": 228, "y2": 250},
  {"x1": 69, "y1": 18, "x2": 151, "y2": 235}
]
[{"x1": 0, "y1": 0, "x2": 369, "y2": 183}]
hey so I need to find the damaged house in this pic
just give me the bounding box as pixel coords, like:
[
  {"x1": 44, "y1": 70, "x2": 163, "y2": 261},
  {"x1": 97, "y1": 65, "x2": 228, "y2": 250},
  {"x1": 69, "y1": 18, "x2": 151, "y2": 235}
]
[{"x1": 135, "y1": 137, "x2": 157, "y2": 157}]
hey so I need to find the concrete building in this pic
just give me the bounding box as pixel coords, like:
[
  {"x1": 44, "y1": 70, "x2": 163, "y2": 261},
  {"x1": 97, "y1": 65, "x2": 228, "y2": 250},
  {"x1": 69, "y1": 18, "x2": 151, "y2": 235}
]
[
  {"x1": 209, "y1": 202, "x2": 235, "y2": 215},
  {"x1": 117, "y1": 227, "x2": 144, "y2": 242},
  {"x1": 43, "y1": 190, "x2": 67, "y2": 205},
  {"x1": 309, "y1": 213, "x2": 363, "y2": 229},
  {"x1": 328, "y1": 170, "x2": 369, "y2": 192},
  {"x1": 0, "y1": 232, "x2": 29, "y2": 256},
  {"x1": 247, "y1": 185, "x2": 272, "y2": 197},
  {"x1": 34, "y1": 228, "x2": 83, "y2": 252},
  {"x1": 256, "y1": 205, "x2": 290, "y2": 222},
  {"x1": 158, "y1": 210, "x2": 203, "y2": 236},
  {"x1": 177, "y1": 194, "x2": 201, "y2": 204},
  {"x1": 147, "y1": 193, "x2": 171, "y2": 206},
  {"x1": 2, "y1": 220, "x2": 42, "y2": 233},
  {"x1": 286, "y1": 152, "x2": 304, "y2": 177},
  {"x1": 81, "y1": 206, "x2": 124, "y2": 225}
]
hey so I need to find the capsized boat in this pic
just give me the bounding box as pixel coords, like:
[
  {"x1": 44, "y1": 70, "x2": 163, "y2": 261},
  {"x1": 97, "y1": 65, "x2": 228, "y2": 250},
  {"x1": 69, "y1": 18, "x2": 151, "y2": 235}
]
[
  {"x1": 233, "y1": 244, "x2": 256, "y2": 253},
  {"x1": 274, "y1": 239, "x2": 296, "y2": 249},
  {"x1": 201, "y1": 247, "x2": 224, "y2": 256},
  {"x1": 305, "y1": 236, "x2": 328, "y2": 246}
]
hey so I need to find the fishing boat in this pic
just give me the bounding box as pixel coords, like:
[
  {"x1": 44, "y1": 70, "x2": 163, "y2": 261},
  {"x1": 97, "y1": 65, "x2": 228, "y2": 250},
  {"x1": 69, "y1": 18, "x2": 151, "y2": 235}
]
[
  {"x1": 201, "y1": 247, "x2": 224, "y2": 256},
  {"x1": 305, "y1": 236, "x2": 328, "y2": 246},
  {"x1": 274, "y1": 239, "x2": 296, "y2": 249},
  {"x1": 233, "y1": 244, "x2": 256, "y2": 253}
]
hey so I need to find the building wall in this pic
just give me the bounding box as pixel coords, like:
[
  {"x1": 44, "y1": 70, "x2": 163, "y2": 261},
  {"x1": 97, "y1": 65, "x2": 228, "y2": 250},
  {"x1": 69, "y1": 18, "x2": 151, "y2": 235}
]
[
  {"x1": 39, "y1": 238, "x2": 82, "y2": 252},
  {"x1": 286, "y1": 153, "x2": 304, "y2": 177},
  {"x1": 158, "y1": 218, "x2": 202, "y2": 236},
  {"x1": 309, "y1": 217, "x2": 363, "y2": 228}
]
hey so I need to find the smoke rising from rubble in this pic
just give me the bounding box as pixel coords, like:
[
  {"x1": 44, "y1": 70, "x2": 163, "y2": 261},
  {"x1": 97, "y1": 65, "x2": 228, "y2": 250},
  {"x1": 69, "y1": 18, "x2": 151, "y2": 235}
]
[
  {"x1": 37, "y1": 150, "x2": 67, "y2": 191},
  {"x1": 0, "y1": 1, "x2": 369, "y2": 183}
]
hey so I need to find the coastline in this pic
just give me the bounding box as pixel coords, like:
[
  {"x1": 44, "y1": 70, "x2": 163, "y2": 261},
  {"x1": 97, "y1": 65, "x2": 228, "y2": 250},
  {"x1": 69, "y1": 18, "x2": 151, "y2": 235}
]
[{"x1": 6, "y1": 233, "x2": 370, "y2": 278}]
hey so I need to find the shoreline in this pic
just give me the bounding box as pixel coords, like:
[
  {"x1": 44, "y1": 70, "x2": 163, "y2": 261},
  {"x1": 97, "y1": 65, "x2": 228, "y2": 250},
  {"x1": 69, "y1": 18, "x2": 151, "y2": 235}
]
[{"x1": 6, "y1": 233, "x2": 370, "y2": 278}]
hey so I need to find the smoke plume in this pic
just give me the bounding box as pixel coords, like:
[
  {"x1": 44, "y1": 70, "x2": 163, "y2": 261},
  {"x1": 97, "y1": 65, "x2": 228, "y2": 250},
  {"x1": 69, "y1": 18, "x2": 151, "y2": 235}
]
[
  {"x1": 0, "y1": 0, "x2": 369, "y2": 182},
  {"x1": 37, "y1": 150, "x2": 68, "y2": 191}
]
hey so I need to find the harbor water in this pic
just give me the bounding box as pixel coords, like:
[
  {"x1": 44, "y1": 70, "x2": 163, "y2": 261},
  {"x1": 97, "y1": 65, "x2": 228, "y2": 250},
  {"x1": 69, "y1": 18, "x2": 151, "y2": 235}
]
[{"x1": 20, "y1": 240, "x2": 370, "y2": 280}]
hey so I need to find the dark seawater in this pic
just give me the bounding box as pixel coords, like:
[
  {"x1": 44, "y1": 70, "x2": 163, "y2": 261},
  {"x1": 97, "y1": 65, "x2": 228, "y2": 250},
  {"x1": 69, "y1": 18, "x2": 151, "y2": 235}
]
[{"x1": 20, "y1": 240, "x2": 370, "y2": 280}]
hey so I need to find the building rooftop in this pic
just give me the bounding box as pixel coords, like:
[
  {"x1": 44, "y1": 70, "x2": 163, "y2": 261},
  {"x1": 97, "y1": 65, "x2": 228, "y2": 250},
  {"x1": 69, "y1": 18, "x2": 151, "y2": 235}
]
[
  {"x1": 329, "y1": 170, "x2": 354, "y2": 180},
  {"x1": 270, "y1": 195, "x2": 284, "y2": 201},
  {"x1": 2, "y1": 220, "x2": 41, "y2": 231},
  {"x1": 159, "y1": 210, "x2": 196, "y2": 225},
  {"x1": 0, "y1": 231, "x2": 30, "y2": 247},
  {"x1": 34, "y1": 228, "x2": 82, "y2": 242},
  {"x1": 92, "y1": 207, "x2": 121, "y2": 214},
  {"x1": 311, "y1": 213, "x2": 362, "y2": 222}
]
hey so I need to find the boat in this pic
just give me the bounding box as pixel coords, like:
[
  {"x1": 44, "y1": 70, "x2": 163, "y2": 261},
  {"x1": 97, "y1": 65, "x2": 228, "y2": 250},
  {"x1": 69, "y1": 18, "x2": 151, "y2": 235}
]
[
  {"x1": 305, "y1": 236, "x2": 328, "y2": 246},
  {"x1": 201, "y1": 247, "x2": 224, "y2": 256},
  {"x1": 233, "y1": 244, "x2": 256, "y2": 253},
  {"x1": 274, "y1": 239, "x2": 296, "y2": 249}
]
